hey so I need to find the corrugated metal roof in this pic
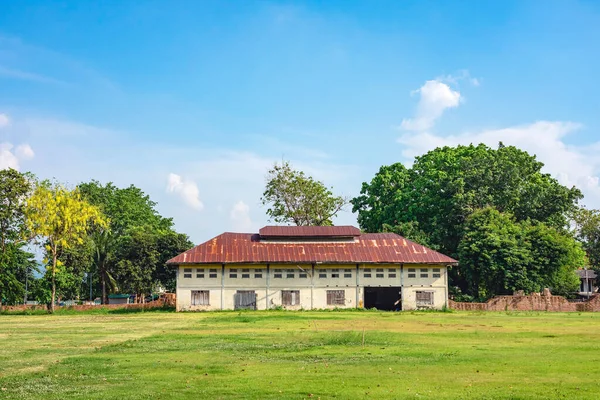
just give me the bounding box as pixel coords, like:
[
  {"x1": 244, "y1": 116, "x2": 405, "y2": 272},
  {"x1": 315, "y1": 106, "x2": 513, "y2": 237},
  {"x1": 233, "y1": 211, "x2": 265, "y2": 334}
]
[
  {"x1": 259, "y1": 225, "x2": 361, "y2": 237},
  {"x1": 167, "y1": 227, "x2": 457, "y2": 265}
]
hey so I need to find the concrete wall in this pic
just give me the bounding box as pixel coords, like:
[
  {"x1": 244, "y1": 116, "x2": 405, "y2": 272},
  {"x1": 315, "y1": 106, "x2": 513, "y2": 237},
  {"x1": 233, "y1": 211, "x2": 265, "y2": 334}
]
[{"x1": 175, "y1": 263, "x2": 449, "y2": 311}]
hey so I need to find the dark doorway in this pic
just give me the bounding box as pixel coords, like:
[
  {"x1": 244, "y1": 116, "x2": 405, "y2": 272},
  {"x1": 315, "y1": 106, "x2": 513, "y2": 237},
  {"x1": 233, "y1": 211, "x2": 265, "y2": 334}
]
[
  {"x1": 234, "y1": 290, "x2": 257, "y2": 310},
  {"x1": 364, "y1": 287, "x2": 402, "y2": 311}
]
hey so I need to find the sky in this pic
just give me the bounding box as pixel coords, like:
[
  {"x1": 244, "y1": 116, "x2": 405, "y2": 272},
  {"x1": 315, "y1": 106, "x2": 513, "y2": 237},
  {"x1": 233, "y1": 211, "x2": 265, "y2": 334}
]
[{"x1": 1, "y1": 0, "x2": 600, "y2": 244}]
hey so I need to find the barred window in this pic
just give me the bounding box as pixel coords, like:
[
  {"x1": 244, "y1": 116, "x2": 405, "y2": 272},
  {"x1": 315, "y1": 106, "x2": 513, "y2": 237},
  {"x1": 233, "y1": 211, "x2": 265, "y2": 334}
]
[
  {"x1": 416, "y1": 291, "x2": 433, "y2": 306},
  {"x1": 183, "y1": 273, "x2": 192, "y2": 278},
  {"x1": 388, "y1": 273, "x2": 396, "y2": 278},
  {"x1": 282, "y1": 290, "x2": 300, "y2": 306},
  {"x1": 196, "y1": 273, "x2": 205, "y2": 278},
  {"x1": 230, "y1": 269, "x2": 238, "y2": 273},
  {"x1": 420, "y1": 268, "x2": 429, "y2": 278},
  {"x1": 331, "y1": 270, "x2": 339, "y2": 278},
  {"x1": 242, "y1": 274, "x2": 250, "y2": 278},
  {"x1": 326, "y1": 290, "x2": 345, "y2": 306},
  {"x1": 319, "y1": 272, "x2": 327, "y2": 278},
  {"x1": 242, "y1": 269, "x2": 250, "y2": 273},
  {"x1": 376, "y1": 268, "x2": 384, "y2": 272},
  {"x1": 209, "y1": 269, "x2": 217, "y2": 273},
  {"x1": 432, "y1": 268, "x2": 441, "y2": 278},
  {"x1": 286, "y1": 270, "x2": 295, "y2": 278},
  {"x1": 183, "y1": 268, "x2": 192, "y2": 273},
  {"x1": 344, "y1": 273, "x2": 352, "y2": 278},
  {"x1": 376, "y1": 273, "x2": 384, "y2": 278},
  {"x1": 191, "y1": 290, "x2": 209, "y2": 306},
  {"x1": 364, "y1": 270, "x2": 372, "y2": 278},
  {"x1": 299, "y1": 273, "x2": 308, "y2": 279},
  {"x1": 209, "y1": 273, "x2": 217, "y2": 278},
  {"x1": 254, "y1": 273, "x2": 263, "y2": 278},
  {"x1": 229, "y1": 273, "x2": 238, "y2": 278}
]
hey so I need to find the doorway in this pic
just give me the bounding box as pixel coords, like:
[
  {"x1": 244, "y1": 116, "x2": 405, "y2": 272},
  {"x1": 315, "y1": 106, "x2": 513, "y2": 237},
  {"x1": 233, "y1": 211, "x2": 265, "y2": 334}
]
[
  {"x1": 234, "y1": 290, "x2": 257, "y2": 310},
  {"x1": 364, "y1": 287, "x2": 402, "y2": 311}
]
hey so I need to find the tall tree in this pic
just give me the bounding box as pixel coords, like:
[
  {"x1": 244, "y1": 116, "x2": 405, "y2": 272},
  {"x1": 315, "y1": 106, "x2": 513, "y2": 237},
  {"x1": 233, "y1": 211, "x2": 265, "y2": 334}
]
[
  {"x1": 71, "y1": 181, "x2": 191, "y2": 303},
  {"x1": 0, "y1": 169, "x2": 35, "y2": 305},
  {"x1": 261, "y1": 161, "x2": 348, "y2": 226},
  {"x1": 352, "y1": 144, "x2": 582, "y2": 257},
  {"x1": 24, "y1": 182, "x2": 107, "y2": 312}
]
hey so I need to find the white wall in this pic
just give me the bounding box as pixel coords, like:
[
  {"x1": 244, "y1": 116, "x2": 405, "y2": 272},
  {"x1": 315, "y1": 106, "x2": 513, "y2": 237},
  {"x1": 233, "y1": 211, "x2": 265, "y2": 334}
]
[{"x1": 175, "y1": 263, "x2": 449, "y2": 311}]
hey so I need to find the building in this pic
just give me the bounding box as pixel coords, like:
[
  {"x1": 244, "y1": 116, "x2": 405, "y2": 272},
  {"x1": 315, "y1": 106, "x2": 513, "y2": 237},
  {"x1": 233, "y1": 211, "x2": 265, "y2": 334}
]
[
  {"x1": 167, "y1": 226, "x2": 457, "y2": 311},
  {"x1": 577, "y1": 268, "x2": 598, "y2": 297},
  {"x1": 108, "y1": 294, "x2": 131, "y2": 305}
]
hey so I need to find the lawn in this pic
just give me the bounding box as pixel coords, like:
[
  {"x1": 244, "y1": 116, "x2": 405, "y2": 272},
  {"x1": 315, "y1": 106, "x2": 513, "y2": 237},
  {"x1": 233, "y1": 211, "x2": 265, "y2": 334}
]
[{"x1": 1, "y1": 310, "x2": 599, "y2": 399}]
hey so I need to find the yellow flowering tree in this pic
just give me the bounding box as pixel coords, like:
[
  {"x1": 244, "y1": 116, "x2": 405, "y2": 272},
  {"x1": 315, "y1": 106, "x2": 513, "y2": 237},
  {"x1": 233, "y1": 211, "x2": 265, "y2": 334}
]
[{"x1": 25, "y1": 182, "x2": 108, "y2": 312}]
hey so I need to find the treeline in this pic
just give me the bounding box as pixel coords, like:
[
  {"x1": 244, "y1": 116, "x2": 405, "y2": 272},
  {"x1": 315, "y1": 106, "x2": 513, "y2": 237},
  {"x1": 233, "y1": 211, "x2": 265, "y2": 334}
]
[
  {"x1": 3, "y1": 142, "x2": 600, "y2": 308},
  {"x1": 0, "y1": 171, "x2": 192, "y2": 311},
  {"x1": 351, "y1": 143, "x2": 599, "y2": 301}
]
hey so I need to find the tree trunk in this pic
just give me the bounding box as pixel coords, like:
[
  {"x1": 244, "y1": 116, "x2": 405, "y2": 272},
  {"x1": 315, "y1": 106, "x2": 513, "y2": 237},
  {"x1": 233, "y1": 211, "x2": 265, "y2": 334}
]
[
  {"x1": 101, "y1": 272, "x2": 107, "y2": 305},
  {"x1": 50, "y1": 251, "x2": 57, "y2": 314}
]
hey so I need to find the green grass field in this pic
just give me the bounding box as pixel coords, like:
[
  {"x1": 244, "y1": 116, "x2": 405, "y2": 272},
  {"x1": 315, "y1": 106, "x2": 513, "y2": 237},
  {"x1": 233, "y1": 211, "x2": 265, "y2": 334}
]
[{"x1": 1, "y1": 310, "x2": 599, "y2": 399}]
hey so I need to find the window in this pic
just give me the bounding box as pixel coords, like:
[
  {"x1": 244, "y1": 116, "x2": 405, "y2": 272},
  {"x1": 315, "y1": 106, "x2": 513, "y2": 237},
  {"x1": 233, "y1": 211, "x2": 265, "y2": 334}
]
[
  {"x1": 327, "y1": 290, "x2": 345, "y2": 305},
  {"x1": 242, "y1": 269, "x2": 250, "y2": 273},
  {"x1": 388, "y1": 273, "x2": 396, "y2": 278},
  {"x1": 209, "y1": 273, "x2": 217, "y2": 278},
  {"x1": 229, "y1": 273, "x2": 238, "y2": 278},
  {"x1": 196, "y1": 273, "x2": 204, "y2": 278},
  {"x1": 420, "y1": 268, "x2": 429, "y2": 278},
  {"x1": 184, "y1": 273, "x2": 192, "y2": 278},
  {"x1": 432, "y1": 268, "x2": 441, "y2": 278},
  {"x1": 407, "y1": 268, "x2": 416, "y2": 278},
  {"x1": 184, "y1": 268, "x2": 192, "y2": 277},
  {"x1": 191, "y1": 290, "x2": 209, "y2": 306},
  {"x1": 299, "y1": 273, "x2": 308, "y2": 279},
  {"x1": 363, "y1": 269, "x2": 372, "y2": 278},
  {"x1": 209, "y1": 269, "x2": 217, "y2": 273},
  {"x1": 282, "y1": 290, "x2": 300, "y2": 306},
  {"x1": 184, "y1": 268, "x2": 192, "y2": 272},
  {"x1": 319, "y1": 272, "x2": 327, "y2": 278},
  {"x1": 344, "y1": 273, "x2": 352, "y2": 278},
  {"x1": 230, "y1": 268, "x2": 238, "y2": 273},
  {"x1": 254, "y1": 273, "x2": 263, "y2": 278},
  {"x1": 242, "y1": 274, "x2": 250, "y2": 278},
  {"x1": 376, "y1": 273, "x2": 384, "y2": 278},
  {"x1": 376, "y1": 268, "x2": 384, "y2": 272},
  {"x1": 416, "y1": 291, "x2": 433, "y2": 306},
  {"x1": 274, "y1": 269, "x2": 283, "y2": 278},
  {"x1": 286, "y1": 269, "x2": 295, "y2": 279}
]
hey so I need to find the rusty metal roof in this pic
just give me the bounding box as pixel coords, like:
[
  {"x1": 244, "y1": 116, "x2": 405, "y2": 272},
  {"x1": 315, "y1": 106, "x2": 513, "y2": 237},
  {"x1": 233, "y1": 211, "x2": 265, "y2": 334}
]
[
  {"x1": 167, "y1": 227, "x2": 457, "y2": 265},
  {"x1": 259, "y1": 225, "x2": 361, "y2": 238}
]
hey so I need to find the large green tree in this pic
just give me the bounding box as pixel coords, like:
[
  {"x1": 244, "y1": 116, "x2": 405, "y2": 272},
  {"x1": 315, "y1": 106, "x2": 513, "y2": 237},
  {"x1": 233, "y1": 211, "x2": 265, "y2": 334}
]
[
  {"x1": 261, "y1": 161, "x2": 348, "y2": 226},
  {"x1": 352, "y1": 144, "x2": 584, "y2": 299},
  {"x1": 0, "y1": 169, "x2": 36, "y2": 305},
  {"x1": 71, "y1": 181, "x2": 192, "y2": 303},
  {"x1": 352, "y1": 144, "x2": 582, "y2": 258},
  {"x1": 458, "y1": 208, "x2": 583, "y2": 300}
]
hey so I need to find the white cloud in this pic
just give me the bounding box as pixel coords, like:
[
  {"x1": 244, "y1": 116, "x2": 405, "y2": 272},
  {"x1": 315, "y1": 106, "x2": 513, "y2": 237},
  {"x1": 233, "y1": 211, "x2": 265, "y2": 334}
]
[
  {"x1": 397, "y1": 121, "x2": 600, "y2": 208},
  {"x1": 400, "y1": 80, "x2": 461, "y2": 131},
  {"x1": 166, "y1": 173, "x2": 204, "y2": 211},
  {"x1": 0, "y1": 143, "x2": 20, "y2": 169},
  {"x1": 0, "y1": 142, "x2": 35, "y2": 170},
  {"x1": 230, "y1": 201, "x2": 253, "y2": 232},
  {"x1": 15, "y1": 144, "x2": 35, "y2": 159},
  {"x1": 0, "y1": 113, "x2": 9, "y2": 128}
]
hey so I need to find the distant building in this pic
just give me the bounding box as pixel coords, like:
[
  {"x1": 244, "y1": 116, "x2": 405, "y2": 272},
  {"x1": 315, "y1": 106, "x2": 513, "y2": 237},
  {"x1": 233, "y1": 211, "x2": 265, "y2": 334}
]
[
  {"x1": 167, "y1": 226, "x2": 457, "y2": 311},
  {"x1": 108, "y1": 294, "x2": 131, "y2": 305},
  {"x1": 577, "y1": 269, "x2": 598, "y2": 297}
]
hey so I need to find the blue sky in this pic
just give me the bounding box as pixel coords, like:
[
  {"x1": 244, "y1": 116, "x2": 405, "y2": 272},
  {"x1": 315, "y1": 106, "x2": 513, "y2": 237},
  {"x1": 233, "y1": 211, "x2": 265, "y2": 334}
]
[{"x1": 1, "y1": 0, "x2": 600, "y2": 243}]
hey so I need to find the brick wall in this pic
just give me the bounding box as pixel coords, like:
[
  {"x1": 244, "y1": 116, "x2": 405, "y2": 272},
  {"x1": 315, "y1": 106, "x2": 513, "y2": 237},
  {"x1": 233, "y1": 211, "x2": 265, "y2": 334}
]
[
  {"x1": 1, "y1": 296, "x2": 175, "y2": 313},
  {"x1": 450, "y1": 293, "x2": 600, "y2": 312}
]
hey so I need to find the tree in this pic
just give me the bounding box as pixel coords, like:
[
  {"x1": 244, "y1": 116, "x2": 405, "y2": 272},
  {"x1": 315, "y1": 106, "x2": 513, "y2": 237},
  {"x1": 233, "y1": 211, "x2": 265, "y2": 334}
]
[
  {"x1": 0, "y1": 168, "x2": 35, "y2": 305},
  {"x1": 571, "y1": 208, "x2": 600, "y2": 266},
  {"x1": 352, "y1": 144, "x2": 584, "y2": 299},
  {"x1": 261, "y1": 161, "x2": 348, "y2": 226},
  {"x1": 24, "y1": 182, "x2": 107, "y2": 312},
  {"x1": 67, "y1": 181, "x2": 191, "y2": 303},
  {"x1": 457, "y1": 208, "x2": 583, "y2": 300}
]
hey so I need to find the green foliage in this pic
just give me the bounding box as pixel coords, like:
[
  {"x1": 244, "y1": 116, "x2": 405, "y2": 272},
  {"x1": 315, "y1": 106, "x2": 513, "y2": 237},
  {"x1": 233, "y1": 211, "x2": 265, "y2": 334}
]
[
  {"x1": 261, "y1": 161, "x2": 348, "y2": 226},
  {"x1": 352, "y1": 144, "x2": 582, "y2": 257},
  {"x1": 72, "y1": 181, "x2": 192, "y2": 302},
  {"x1": 571, "y1": 207, "x2": 600, "y2": 284},
  {"x1": 352, "y1": 144, "x2": 583, "y2": 299},
  {"x1": 0, "y1": 169, "x2": 35, "y2": 304},
  {"x1": 24, "y1": 182, "x2": 107, "y2": 312},
  {"x1": 458, "y1": 208, "x2": 583, "y2": 300}
]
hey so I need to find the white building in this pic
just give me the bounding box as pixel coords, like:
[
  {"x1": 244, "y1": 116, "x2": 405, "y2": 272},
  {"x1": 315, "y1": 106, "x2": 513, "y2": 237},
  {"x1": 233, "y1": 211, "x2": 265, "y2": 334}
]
[{"x1": 167, "y1": 226, "x2": 457, "y2": 311}]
